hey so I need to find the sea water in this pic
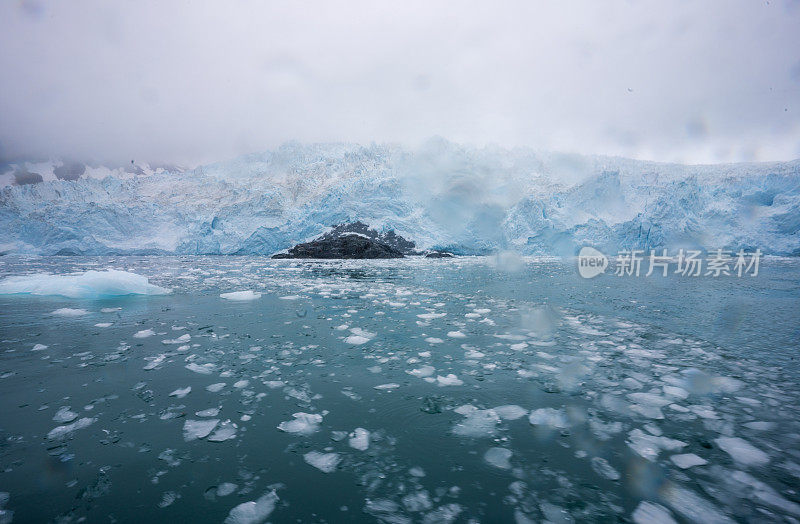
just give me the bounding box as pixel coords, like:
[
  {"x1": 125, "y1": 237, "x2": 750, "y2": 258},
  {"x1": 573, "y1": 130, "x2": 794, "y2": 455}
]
[{"x1": 0, "y1": 256, "x2": 798, "y2": 522}]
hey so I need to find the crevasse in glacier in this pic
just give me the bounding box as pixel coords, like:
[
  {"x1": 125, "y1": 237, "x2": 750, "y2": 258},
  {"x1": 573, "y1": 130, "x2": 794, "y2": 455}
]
[{"x1": 1, "y1": 140, "x2": 798, "y2": 256}]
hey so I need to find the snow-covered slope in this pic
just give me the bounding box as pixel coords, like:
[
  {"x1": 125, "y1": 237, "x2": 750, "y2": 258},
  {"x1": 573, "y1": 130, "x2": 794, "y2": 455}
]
[{"x1": 1, "y1": 140, "x2": 798, "y2": 256}]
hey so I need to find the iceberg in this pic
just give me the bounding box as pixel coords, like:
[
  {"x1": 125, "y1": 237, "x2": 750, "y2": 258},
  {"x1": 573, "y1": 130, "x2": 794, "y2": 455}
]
[
  {"x1": 1, "y1": 141, "x2": 798, "y2": 256},
  {"x1": 0, "y1": 270, "x2": 171, "y2": 298}
]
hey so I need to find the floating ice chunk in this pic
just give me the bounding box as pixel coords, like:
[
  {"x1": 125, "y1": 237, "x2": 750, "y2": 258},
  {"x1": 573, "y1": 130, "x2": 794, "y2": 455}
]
[
  {"x1": 206, "y1": 382, "x2": 226, "y2": 392},
  {"x1": 345, "y1": 327, "x2": 375, "y2": 345},
  {"x1": 163, "y1": 334, "x2": 191, "y2": 344},
  {"x1": 233, "y1": 380, "x2": 249, "y2": 388},
  {"x1": 224, "y1": 491, "x2": 278, "y2": 524},
  {"x1": 436, "y1": 374, "x2": 463, "y2": 386},
  {"x1": 53, "y1": 406, "x2": 78, "y2": 423},
  {"x1": 217, "y1": 483, "x2": 238, "y2": 497},
  {"x1": 348, "y1": 428, "x2": 370, "y2": 450},
  {"x1": 591, "y1": 457, "x2": 620, "y2": 480},
  {"x1": 101, "y1": 307, "x2": 121, "y2": 313},
  {"x1": 663, "y1": 386, "x2": 689, "y2": 399},
  {"x1": 484, "y1": 447, "x2": 512, "y2": 469},
  {"x1": 425, "y1": 337, "x2": 443, "y2": 344},
  {"x1": 728, "y1": 470, "x2": 800, "y2": 516},
  {"x1": 158, "y1": 491, "x2": 180, "y2": 508},
  {"x1": 264, "y1": 380, "x2": 284, "y2": 389},
  {"x1": 303, "y1": 451, "x2": 341, "y2": 473},
  {"x1": 627, "y1": 393, "x2": 671, "y2": 407},
  {"x1": 670, "y1": 453, "x2": 707, "y2": 469},
  {"x1": 402, "y1": 491, "x2": 433, "y2": 512},
  {"x1": 196, "y1": 408, "x2": 220, "y2": 417},
  {"x1": 623, "y1": 378, "x2": 643, "y2": 389},
  {"x1": 493, "y1": 405, "x2": 528, "y2": 420},
  {"x1": 408, "y1": 365, "x2": 435, "y2": 378},
  {"x1": 374, "y1": 383, "x2": 400, "y2": 390},
  {"x1": 32, "y1": 343, "x2": 48, "y2": 351},
  {"x1": 632, "y1": 501, "x2": 677, "y2": 524},
  {"x1": 453, "y1": 409, "x2": 500, "y2": 437},
  {"x1": 464, "y1": 348, "x2": 485, "y2": 359},
  {"x1": 169, "y1": 387, "x2": 192, "y2": 399},
  {"x1": 660, "y1": 483, "x2": 734, "y2": 523},
  {"x1": 144, "y1": 354, "x2": 167, "y2": 370},
  {"x1": 52, "y1": 308, "x2": 88, "y2": 317},
  {"x1": 0, "y1": 270, "x2": 170, "y2": 298},
  {"x1": 94, "y1": 322, "x2": 113, "y2": 328},
  {"x1": 715, "y1": 437, "x2": 769, "y2": 466},
  {"x1": 47, "y1": 417, "x2": 95, "y2": 440},
  {"x1": 629, "y1": 404, "x2": 664, "y2": 420},
  {"x1": 277, "y1": 412, "x2": 323, "y2": 435},
  {"x1": 279, "y1": 295, "x2": 300, "y2": 300},
  {"x1": 626, "y1": 429, "x2": 687, "y2": 461},
  {"x1": 409, "y1": 466, "x2": 426, "y2": 477},
  {"x1": 183, "y1": 419, "x2": 219, "y2": 441},
  {"x1": 208, "y1": 421, "x2": 238, "y2": 442},
  {"x1": 134, "y1": 329, "x2": 155, "y2": 338},
  {"x1": 417, "y1": 312, "x2": 446, "y2": 320},
  {"x1": 473, "y1": 308, "x2": 491, "y2": 314},
  {"x1": 447, "y1": 331, "x2": 466, "y2": 338},
  {"x1": 186, "y1": 362, "x2": 216, "y2": 374},
  {"x1": 743, "y1": 421, "x2": 775, "y2": 431},
  {"x1": 528, "y1": 408, "x2": 569, "y2": 429},
  {"x1": 510, "y1": 342, "x2": 528, "y2": 351},
  {"x1": 220, "y1": 290, "x2": 262, "y2": 301}
]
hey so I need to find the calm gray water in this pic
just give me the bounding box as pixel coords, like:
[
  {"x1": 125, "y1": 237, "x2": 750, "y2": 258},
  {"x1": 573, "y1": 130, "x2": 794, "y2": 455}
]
[{"x1": 0, "y1": 256, "x2": 799, "y2": 523}]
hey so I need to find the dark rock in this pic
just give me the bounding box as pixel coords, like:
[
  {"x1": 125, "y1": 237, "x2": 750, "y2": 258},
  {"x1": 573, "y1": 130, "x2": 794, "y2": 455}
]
[
  {"x1": 272, "y1": 222, "x2": 415, "y2": 259},
  {"x1": 325, "y1": 221, "x2": 418, "y2": 254},
  {"x1": 425, "y1": 251, "x2": 454, "y2": 258},
  {"x1": 272, "y1": 234, "x2": 404, "y2": 259}
]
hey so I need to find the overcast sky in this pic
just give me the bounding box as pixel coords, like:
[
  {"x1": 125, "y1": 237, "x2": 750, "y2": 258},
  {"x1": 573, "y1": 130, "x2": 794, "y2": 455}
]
[{"x1": 1, "y1": 0, "x2": 799, "y2": 166}]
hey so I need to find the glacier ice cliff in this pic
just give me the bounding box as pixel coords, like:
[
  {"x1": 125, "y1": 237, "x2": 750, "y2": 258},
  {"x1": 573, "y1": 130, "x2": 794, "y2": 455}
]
[{"x1": 1, "y1": 140, "x2": 798, "y2": 256}]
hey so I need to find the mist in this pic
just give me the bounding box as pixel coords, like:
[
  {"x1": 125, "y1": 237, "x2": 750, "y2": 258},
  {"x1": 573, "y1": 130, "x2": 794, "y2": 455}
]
[{"x1": 1, "y1": 0, "x2": 799, "y2": 166}]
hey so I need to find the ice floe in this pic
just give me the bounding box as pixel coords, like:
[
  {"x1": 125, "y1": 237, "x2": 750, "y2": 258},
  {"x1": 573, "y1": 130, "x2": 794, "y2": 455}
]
[
  {"x1": 0, "y1": 270, "x2": 170, "y2": 298},
  {"x1": 224, "y1": 491, "x2": 278, "y2": 524},
  {"x1": 348, "y1": 428, "x2": 370, "y2": 450},
  {"x1": 303, "y1": 451, "x2": 341, "y2": 473},
  {"x1": 714, "y1": 437, "x2": 769, "y2": 466},
  {"x1": 183, "y1": 419, "x2": 220, "y2": 441},
  {"x1": 484, "y1": 447, "x2": 512, "y2": 469},
  {"x1": 277, "y1": 412, "x2": 323, "y2": 435},
  {"x1": 52, "y1": 308, "x2": 88, "y2": 317},
  {"x1": 220, "y1": 290, "x2": 262, "y2": 301}
]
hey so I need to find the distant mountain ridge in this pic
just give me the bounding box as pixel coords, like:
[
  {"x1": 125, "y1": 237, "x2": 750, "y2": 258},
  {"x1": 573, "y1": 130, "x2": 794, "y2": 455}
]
[{"x1": 1, "y1": 140, "x2": 798, "y2": 256}]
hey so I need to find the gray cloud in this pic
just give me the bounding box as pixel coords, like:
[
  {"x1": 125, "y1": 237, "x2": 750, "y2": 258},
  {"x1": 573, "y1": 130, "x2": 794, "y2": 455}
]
[{"x1": 1, "y1": 0, "x2": 799, "y2": 165}]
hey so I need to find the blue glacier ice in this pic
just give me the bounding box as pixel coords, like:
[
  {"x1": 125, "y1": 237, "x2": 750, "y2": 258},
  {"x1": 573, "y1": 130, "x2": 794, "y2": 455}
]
[{"x1": 1, "y1": 140, "x2": 798, "y2": 256}]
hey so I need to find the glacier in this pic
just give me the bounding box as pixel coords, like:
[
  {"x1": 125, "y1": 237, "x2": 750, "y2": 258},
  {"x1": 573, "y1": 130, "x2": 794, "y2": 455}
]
[{"x1": 1, "y1": 139, "x2": 798, "y2": 256}]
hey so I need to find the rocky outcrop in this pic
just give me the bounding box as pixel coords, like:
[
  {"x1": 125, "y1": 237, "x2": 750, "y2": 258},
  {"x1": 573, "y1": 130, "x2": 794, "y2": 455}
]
[{"x1": 272, "y1": 233, "x2": 405, "y2": 259}]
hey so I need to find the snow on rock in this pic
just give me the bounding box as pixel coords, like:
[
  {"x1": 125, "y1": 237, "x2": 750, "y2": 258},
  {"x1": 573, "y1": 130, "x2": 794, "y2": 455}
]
[
  {"x1": 303, "y1": 451, "x2": 341, "y2": 473},
  {"x1": 224, "y1": 491, "x2": 279, "y2": 524},
  {"x1": 0, "y1": 270, "x2": 170, "y2": 298},
  {"x1": 220, "y1": 290, "x2": 262, "y2": 301}
]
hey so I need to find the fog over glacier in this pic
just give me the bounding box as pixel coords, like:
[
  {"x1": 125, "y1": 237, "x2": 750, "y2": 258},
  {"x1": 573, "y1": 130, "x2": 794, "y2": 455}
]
[{"x1": 2, "y1": 140, "x2": 798, "y2": 256}]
